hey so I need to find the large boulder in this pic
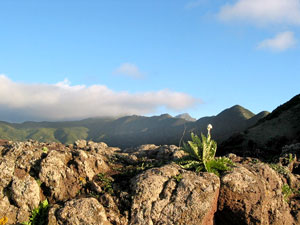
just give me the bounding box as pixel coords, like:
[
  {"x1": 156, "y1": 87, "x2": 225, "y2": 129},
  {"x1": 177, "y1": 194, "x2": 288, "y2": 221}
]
[
  {"x1": 56, "y1": 198, "x2": 111, "y2": 225},
  {"x1": 38, "y1": 150, "x2": 79, "y2": 201},
  {"x1": 0, "y1": 196, "x2": 19, "y2": 225},
  {"x1": 11, "y1": 174, "x2": 41, "y2": 211},
  {"x1": 130, "y1": 164, "x2": 220, "y2": 225},
  {"x1": 73, "y1": 149, "x2": 110, "y2": 181},
  {"x1": 0, "y1": 158, "x2": 15, "y2": 198},
  {"x1": 38, "y1": 144, "x2": 111, "y2": 201},
  {"x1": 217, "y1": 163, "x2": 295, "y2": 225}
]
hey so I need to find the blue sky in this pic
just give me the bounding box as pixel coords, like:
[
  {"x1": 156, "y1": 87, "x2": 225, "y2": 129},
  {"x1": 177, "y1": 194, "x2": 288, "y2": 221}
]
[{"x1": 0, "y1": 0, "x2": 300, "y2": 122}]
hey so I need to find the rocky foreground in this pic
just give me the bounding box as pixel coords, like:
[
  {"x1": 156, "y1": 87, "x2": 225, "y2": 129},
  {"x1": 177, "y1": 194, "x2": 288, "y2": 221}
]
[{"x1": 0, "y1": 139, "x2": 300, "y2": 225}]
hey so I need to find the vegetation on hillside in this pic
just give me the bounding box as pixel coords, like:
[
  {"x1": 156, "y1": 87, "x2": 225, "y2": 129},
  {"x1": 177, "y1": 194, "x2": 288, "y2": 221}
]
[{"x1": 0, "y1": 105, "x2": 266, "y2": 148}]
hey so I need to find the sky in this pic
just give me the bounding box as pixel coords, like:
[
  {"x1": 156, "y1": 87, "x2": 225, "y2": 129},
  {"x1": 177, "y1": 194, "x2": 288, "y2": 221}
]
[{"x1": 0, "y1": 0, "x2": 300, "y2": 122}]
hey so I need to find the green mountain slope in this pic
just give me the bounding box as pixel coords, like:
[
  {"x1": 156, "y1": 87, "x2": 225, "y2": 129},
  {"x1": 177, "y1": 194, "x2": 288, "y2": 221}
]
[{"x1": 0, "y1": 105, "x2": 269, "y2": 148}]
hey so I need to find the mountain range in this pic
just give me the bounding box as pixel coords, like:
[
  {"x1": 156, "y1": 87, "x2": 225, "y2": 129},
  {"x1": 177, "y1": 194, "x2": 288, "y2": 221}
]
[{"x1": 0, "y1": 105, "x2": 269, "y2": 148}]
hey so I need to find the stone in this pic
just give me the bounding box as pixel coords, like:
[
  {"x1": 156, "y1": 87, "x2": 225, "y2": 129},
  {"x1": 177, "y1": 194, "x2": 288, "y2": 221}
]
[
  {"x1": 11, "y1": 174, "x2": 41, "y2": 211},
  {"x1": 0, "y1": 196, "x2": 18, "y2": 225},
  {"x1": 130, "y1": 164, "x2": 220, "y2": 225},
  {"x1": 74, "y1": 139, "x2": 87, "y2": 149},
  {"x1": 56, "y1": 198, "x2": 111, "y2": 225},
  {"x1": 39, "y1": 150, "x2": 80, "y2": 201},
  {"x1": 73, "y1": 150, "x2": 110, "y2": 181},
  {"x1": 0, "y1": 158, "x2": 15, "y2": 198},
  {"x1": 217, "y1": 163, "x2": 295, "y2": 225}
]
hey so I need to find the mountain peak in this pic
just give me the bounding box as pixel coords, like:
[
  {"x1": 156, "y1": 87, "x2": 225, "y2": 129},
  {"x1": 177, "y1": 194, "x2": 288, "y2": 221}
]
[
  {"x1": 175, "y1": 113, "x2": 196, "y2": 121},
  {"x1": 218, "y1": 105, "x2": 255, "y2": 120},
  {"x1": 159, "y1": 113, "x2": 173, "y2": 119}
]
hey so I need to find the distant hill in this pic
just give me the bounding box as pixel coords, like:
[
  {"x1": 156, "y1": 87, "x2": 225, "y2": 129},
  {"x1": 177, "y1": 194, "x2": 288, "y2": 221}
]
[
  {"x1": 0, "y1": 105, "x2": 269, "y2": 148},
  {"x1": 219, "y1": 94, "x2": 300, "y2": 158},
  {"x1": 175, "y1": 113, "x2": 196, "y2": 121},
  {"x1": 190, "y1": 105, "x2": 268, "y2": 142}
]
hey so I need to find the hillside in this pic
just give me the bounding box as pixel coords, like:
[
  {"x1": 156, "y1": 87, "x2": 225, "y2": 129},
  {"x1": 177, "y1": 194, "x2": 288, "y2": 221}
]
[
  {"x1": 0, "y1": 105, "x2": 268, "y2": 148},
  {"x1": 220, "y1": 94, "x2": 300, "y2": 158}
]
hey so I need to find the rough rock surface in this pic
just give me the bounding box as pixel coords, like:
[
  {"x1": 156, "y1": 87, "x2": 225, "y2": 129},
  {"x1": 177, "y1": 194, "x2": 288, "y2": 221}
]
[
  {"x1": 217, "y1": 162, "x2": 295, "y2": 225},
  {"x1": 130, "y1": 164, "x2": 220, "y2": 225},
  {"x1": 38, "y1": 150, "x2": 79, "y2": 201},
  {"x1": 0, "y1": 140, "x2": 116, "y2": 224},
  {"x1": 0, "y1": 140, "x2": 299, "y2": 225},
  {"x1": 11, "y1": 173, "x2": 41, "y2": 211},
  {"x1": 56, "y1": 198, "x2": 111, "y2": 225},
  {"x1": 118, "y1": 144, "x2": 185, "y2": 165}
]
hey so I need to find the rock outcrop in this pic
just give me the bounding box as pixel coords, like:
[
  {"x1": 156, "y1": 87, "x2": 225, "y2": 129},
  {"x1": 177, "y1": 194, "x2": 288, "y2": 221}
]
[
  {"x1": 130, "y1": 164, "x2": 220, "y2": 225},
  {"x1": 217, "y1": 163, "x2": 294, "y2": 225},
  {"x1": 56, "y1": 198, "x2": 111, "y2": 225},
  {"x1": 0, "y1": 140, "x2": 299, "y2": 225}
]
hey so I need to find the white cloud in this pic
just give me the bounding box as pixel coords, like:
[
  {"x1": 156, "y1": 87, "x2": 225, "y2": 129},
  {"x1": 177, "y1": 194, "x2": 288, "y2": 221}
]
[
  {"x1": 113, "y1": 63, "x2": 144, "y2": 78},
  {"x1": 257, "y1": 31, "x2": 297, "y2": 51},
  {"x1": 218, "y1": 0, "x2": 300, "y2": 25},
  {"x1": 0, "y1": 75, "x2": 199, "y2": 122}
]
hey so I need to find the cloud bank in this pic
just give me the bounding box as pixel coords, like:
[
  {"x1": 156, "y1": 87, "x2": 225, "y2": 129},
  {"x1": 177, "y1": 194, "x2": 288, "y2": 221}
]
[
  {"x1": 113, "y1": 63, "x2": 144, "y2": 79},
  {"x1": 257, "y1": 31, "x2": 297, "y2": 51},
  {"x1": 218, "y1": 0, "x2": 300, "y2": 25},
  {"x1": 0, "y1": 75, "x2": 199, "y2": 122}
]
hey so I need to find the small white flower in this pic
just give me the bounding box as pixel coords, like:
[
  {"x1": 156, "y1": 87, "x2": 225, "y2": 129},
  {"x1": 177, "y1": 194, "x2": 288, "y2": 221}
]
[{"x1": 207, "y1": 124, "x2": 213, "y2": 131}]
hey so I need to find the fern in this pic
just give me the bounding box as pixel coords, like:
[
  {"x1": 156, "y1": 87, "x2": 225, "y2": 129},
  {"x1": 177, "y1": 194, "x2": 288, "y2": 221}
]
[{"x1": 178, "y1": 124, "x2": 234, "y2": 176}]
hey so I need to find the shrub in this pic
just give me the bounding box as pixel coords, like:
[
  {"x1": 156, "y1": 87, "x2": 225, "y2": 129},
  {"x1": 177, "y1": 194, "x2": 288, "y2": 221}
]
[
  {"x1": 282, "y1": 184, "x2": 293, "y2": 202},
  {"x1": 178, "y1": 124, "x2": 234, "y2": 176},
  {"x1": 22, "y1": 200, "x2": 49, "y2": 225},
  {"x1": 97, "y1": 173, "x2": 114, "y2": 194},
  {"x1": 269, "y1": 163, "x2": 289, "y2": 176}
]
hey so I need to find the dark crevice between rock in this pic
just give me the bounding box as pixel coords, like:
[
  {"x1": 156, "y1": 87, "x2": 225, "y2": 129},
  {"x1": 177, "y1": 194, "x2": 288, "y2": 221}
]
[
  {"x1": 159, "y1": 179, "x2": 171, "y2": 200},
  {"x1": 66, "y1": 158, "x2": 79, "y2": 171},
  {"x1": 170, "y1": 180, "x2": 180, "y2": 203},
  {"x1": 292, "y1": 163, "x2": 300, "y2": 175},
  {"x1": 29, "y1": 153, "x2": 47, "y2": 179},
  {"x1": 3, "y1": 181, "x2": 18, "y2": 208},
  {"x1": 110, "y1": 174, "x2": 134, "y2": 221},
  {"x1": 74, "y1": 171, "x2": 133, "y2": 224},
  {"x1": 215, "y1": 207, "x2": 248, "y2": 225},
  {"x1": 1, "y1": 145, "x2": 12, "y2": 157},
  {"x1": 156, "y1": 178, "x2": 181, "y2": 224}
]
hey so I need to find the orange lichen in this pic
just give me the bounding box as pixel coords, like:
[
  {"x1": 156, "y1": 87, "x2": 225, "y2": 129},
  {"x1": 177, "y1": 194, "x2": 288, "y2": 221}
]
[{"x1": 0, "y1": 216, "x2": 8, "y2": 225}]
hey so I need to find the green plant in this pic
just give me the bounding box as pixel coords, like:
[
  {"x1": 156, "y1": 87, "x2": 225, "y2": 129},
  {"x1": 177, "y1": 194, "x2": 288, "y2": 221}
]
[
  {"x1": 35, "y1": 179, "x2": 42, "y2": 187},
  {"x1": 178, "y1": 124, "x2": 234, "y2": 176},
  {"x1": 251, "y1": 158, "x2": 260, "y2": 164},
  {"x1": 22, "y1": 199, "x2": 49, "y2": 225},
  {"x1": 282, "y1": 184, "x2": 293, "y2": 202},
  {"x1": 269, "y1": 163, "x2": 289, "y2": 176},
  {"x1": 42, "y1": 147, "x2": 48, "y2": 153},
  {"x1": 288, "y1": 153, "x2": 296, "y2": 163},
  {"x1": 97, "y1": 173, "x2": 114, "y2": 194},
  {"x1": 173, "y1": 173, "x2": 183, "y2": 182}
]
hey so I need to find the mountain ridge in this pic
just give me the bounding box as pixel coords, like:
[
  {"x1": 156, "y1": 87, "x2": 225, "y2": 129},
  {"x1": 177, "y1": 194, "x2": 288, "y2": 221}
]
[
  {"x1": 0, "y1": 104, "x2": 269, "y2": 148},
  {"x1": 220, "y1": 94, "x2": 300, "y2": 158}
]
